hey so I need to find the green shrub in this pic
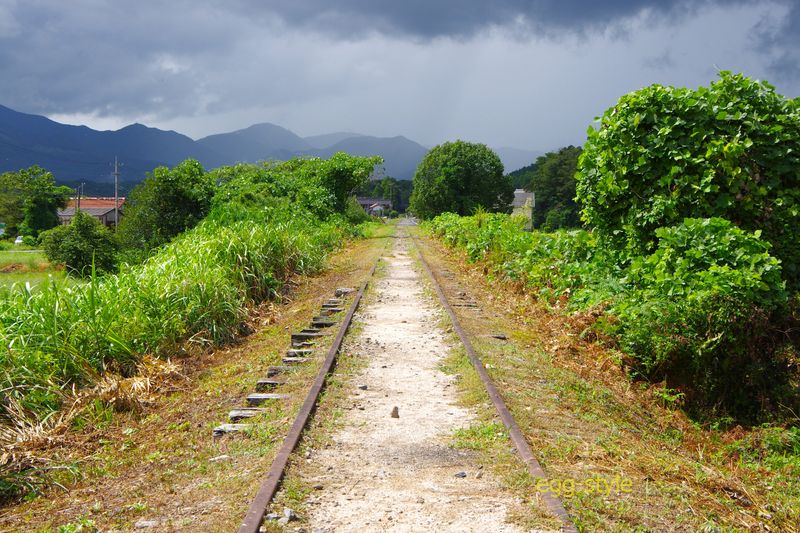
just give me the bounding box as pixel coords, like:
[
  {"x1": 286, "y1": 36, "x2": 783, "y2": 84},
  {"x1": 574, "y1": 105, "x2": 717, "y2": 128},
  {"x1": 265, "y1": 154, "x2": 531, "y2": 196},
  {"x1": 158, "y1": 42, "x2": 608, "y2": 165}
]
[
  {"x1": 40, "y1": 211, "x2": 118, "y2": 276},
  {"x1": 427, "y1": 212, "x2": 797, "y2": 421},
  {"x1": 626, "y1": 218, "x2": 785, "y2": 308},
  {"x1": 577, "y1": 72, "x2": 800, "y2": 287},
  {"x1": 344, "y1": 196, "x2": 370, "y2": 224},
  {"x1": 611, "y1": 218, "x2": 789, "y2": 417},
  {"x1": 115, "y1": 159, "x2": 215, "y2": 253}
]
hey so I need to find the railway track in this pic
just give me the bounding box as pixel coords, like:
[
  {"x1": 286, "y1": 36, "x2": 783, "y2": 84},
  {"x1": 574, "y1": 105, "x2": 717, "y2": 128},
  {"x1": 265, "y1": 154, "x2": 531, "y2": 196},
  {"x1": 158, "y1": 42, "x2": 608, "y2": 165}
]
[{"x1": 226, "y1": 226, "x2": 576, "y2": 533}]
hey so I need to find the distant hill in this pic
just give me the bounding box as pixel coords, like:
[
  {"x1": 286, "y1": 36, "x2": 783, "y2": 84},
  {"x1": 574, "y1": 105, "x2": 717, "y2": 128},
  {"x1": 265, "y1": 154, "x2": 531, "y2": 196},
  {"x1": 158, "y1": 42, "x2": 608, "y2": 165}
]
[
  {"x1": 309, "y1": 135, "x2": 428, "y2": 180},
  {"x1": 0, "y1": 103, "x2": 544, "y2": 191},
  {"x1": 0, "y1": 105, "x2": 222, "y2": 186},
  {"x1": 304, "y1": 132, "x2": 364, "y2": 149},
  {"x1": 197, "y1": 123, "x2": 311, "y2": 162}
]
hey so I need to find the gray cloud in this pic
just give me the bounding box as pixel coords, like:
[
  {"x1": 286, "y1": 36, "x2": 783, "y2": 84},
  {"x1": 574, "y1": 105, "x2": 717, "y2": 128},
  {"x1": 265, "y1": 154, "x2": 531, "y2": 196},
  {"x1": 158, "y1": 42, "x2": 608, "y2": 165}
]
[
  {"x1": 235, "y1": 0, "x2": 745, "y2": 39},
  {"x1": 752, "y1": 2, "x2": 800, "y2": 81},
  {"x1": 642, "y1": 50, "x2": 676, "y2": 71},
  {"x1": 0, "y1": 1, "x2": 796, "y2": 152}
]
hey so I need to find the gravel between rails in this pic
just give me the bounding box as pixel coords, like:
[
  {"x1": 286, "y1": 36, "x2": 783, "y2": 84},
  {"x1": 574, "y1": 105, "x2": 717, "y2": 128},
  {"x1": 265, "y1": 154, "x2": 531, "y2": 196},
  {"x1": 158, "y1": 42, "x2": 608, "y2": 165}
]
[{"x1": 298, "y1": 234, "x2": 537, "y2": 532}]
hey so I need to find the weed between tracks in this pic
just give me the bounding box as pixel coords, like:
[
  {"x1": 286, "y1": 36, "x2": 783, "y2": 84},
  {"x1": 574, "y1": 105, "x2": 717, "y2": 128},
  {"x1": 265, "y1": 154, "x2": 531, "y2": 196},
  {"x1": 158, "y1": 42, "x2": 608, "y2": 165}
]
[{"x1": 411, "y1": 227, "x2": 799, "y2": 532}]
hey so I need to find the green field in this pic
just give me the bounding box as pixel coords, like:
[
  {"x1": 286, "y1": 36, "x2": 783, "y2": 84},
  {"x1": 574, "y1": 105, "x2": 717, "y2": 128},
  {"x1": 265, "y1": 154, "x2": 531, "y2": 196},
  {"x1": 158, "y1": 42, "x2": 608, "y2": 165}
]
[
  {"x1": 0, "y1": 250, "x2": 61, "y2": 288},
  {"x1": 0, "y1": 250, "x2": 48, "y2": 268}
]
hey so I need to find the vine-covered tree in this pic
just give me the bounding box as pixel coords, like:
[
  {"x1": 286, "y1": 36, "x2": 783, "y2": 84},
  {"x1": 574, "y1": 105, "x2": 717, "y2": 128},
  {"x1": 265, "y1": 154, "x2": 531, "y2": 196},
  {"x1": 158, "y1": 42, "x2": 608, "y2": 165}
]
[
  {"x1": 410, "y1": 140, "x2": 512, "y2": 219},
  {"x1": 577, "y1": 72, "x2": 800, "y2": 285},
  {"x1": 116, "y1": 159, "x2": 215, "y2": 252},
  {"x1": 525, "y1": 146, "x2": 582, "y2": 230}
]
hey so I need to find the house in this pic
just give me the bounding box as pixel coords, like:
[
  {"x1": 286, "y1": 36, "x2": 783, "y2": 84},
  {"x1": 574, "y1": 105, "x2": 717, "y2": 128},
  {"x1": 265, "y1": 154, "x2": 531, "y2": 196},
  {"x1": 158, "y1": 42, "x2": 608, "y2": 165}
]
[
  {"x1": 511, "y1": 189, "x2": 534, "y2": 230},
  {"x1": 356, "y1": 197, "x2": 392, "y2": 216},
  {"x1": 58, "y1": 197, "x2": 125, "y2": 227}
]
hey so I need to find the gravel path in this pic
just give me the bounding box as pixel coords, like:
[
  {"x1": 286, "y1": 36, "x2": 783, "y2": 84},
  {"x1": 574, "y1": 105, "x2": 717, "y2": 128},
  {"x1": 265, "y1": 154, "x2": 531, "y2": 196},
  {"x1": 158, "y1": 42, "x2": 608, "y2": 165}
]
[{"x1": 301, "y1": 235, "x2": 526, "y2": 532}]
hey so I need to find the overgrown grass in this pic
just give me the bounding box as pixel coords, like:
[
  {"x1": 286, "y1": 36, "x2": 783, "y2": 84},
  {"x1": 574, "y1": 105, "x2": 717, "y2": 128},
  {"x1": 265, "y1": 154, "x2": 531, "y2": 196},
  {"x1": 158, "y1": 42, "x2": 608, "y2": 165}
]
[
  {"x1": 0, "y1": 271, "x2": 66, "y2": 289},
  {"x1": 0, "y1": 155, "x2": 378, "y2": 501},
  {"x1": 0, "y1": 216, "x2": 345, "y2": 426},
  {"x1": 426, "y1": 212, "x2": 799, "y2": 423}
]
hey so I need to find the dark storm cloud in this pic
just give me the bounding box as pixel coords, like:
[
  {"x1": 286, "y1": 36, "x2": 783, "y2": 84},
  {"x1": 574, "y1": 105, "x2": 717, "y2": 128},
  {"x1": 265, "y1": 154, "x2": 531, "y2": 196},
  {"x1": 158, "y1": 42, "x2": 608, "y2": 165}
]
[
  {"x1": 753, "y1": 2, "x2": 800, "y2": 81},
  {"x1": 0, "y1": 0, "x2": 796, "y2": 142},
  {"x1": 0, "y1": 1, "x2": 234, "y2": 117},
  {"x1": 241, "y1": 0, "x2": 746, "y2": 39}
]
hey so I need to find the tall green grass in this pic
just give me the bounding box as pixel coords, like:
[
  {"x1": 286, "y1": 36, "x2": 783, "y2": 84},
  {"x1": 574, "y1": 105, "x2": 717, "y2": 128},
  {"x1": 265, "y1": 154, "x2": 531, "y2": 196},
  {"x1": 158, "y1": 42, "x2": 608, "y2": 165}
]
[
  {"x1": 0, "y1": 155, "x2": 375, "y2": 423},
  {"x1": 0, "y1": 216, "x2": 345, "y2": 417}
]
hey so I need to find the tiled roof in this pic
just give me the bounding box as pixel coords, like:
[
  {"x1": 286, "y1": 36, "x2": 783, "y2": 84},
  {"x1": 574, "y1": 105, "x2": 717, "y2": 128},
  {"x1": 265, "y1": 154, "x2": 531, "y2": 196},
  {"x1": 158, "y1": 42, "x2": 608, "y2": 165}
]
[
  {"x1": 65, "y1": 197, "x2": 125, "y2": 209},
  {"x1": 58, "y1": 207, "x2": 117, "y2": 217}
]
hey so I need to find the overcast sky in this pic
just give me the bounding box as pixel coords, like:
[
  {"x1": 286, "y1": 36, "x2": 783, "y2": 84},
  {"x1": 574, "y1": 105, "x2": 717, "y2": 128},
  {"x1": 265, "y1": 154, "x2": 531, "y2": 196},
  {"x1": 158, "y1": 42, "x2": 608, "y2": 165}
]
[{"x1": 0, "y1": 0, "x2": 798, "y2": 151}]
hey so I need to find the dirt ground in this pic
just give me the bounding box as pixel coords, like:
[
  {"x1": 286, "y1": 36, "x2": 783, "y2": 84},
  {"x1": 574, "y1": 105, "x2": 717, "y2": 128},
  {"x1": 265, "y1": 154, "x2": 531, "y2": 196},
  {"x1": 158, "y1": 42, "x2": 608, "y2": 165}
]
[{"x1": 273, "y1": 231, "x2": 551, "y2": 532}]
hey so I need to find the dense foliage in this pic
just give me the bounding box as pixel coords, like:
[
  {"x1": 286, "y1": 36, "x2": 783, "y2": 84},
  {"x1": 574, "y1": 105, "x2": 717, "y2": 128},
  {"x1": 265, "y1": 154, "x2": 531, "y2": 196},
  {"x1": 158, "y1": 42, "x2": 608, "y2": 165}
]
[
  {"x1": 577, "y1": 72, "x2": 800, "y2": 286},
  {"x1": 0, "y1": 154, "x2": 377, "y2": 434},
  {"x1": 115, "y1": 159, "x2": 216, "y2": 253},
  {"x1": 428, "y1": 212, "x2": 797, "y2": 421},
  {"x1": 40, "y1": 211, "x2": 118, "y2": 276},
  {"x1": 357, "y1": 176, "x2": 413, "y2": 213},
  {"x1": 526, "y1": 146, "x2": 582, "y2": 230},
  {"x1": 410, "y1": 140, "x2": 512, "y2": 219},
  {"x1": 0, "y1": 166, "x2": 72, "y2": 238}
]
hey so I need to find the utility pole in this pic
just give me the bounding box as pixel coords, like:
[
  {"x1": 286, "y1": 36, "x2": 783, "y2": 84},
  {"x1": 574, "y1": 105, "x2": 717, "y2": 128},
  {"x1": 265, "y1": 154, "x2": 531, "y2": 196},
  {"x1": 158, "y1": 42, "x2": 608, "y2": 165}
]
[
  {"x1": 76, "y1": 182, "x2": 84, "y2": 211},
  {"x1": 112, "y1": 156, "x2": 122, "y2": 226}
]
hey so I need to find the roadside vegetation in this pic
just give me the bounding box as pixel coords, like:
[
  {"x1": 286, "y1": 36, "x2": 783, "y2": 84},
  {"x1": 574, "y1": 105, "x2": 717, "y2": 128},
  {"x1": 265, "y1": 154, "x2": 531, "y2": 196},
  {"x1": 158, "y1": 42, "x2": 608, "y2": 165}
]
[
  {"x1": 0, "y1": 153, "x2": 380, "y2": 501},
  {"x1": 429, "y1": 72, "x2": 800, "y2": 423},
  {"x1": 424, "y1": 74, "x2": 800, "y2": 517},
  {"x1": 418, "y1": 231, "x2": 799, "y2": 530}
]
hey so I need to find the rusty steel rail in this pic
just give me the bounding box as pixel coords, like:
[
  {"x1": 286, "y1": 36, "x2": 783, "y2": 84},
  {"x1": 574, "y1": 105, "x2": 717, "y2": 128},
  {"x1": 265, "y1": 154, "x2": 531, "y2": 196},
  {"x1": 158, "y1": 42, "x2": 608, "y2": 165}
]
[
  {"x1": 237, "y1": 260, "x2": 379, "y2": 533},
  {"x1": 412, "y1": 233, "x2": 578, "y2": 533}
]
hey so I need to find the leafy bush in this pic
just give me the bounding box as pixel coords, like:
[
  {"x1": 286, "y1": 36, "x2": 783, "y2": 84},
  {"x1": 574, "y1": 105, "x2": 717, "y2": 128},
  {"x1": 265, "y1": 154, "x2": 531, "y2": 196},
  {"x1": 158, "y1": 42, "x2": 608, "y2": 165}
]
[
  {"x1": 344, "y1": 196, "x2": 370, "y2": 224},
  {"x1": 21, "y1": 235, "x2": 36, "y2": 247},
  {"x1": 577, "y1": 72, "x2": 800, "y2": 286},
  {"x1": 40, "y1": 212, "x2": 118, "y2": 276},
  {"x1": 625, "y1": 218, "x2": 785, "y2": 308},
  {"x1": 612, "y1": 219, "x2": 790, "y2": 417},
  {"x1": 115, "y1": 159, "x2": 215, "y2": 253},
  {"x1": 428, "y1": 212, "x2": 797, "y2": 420}
]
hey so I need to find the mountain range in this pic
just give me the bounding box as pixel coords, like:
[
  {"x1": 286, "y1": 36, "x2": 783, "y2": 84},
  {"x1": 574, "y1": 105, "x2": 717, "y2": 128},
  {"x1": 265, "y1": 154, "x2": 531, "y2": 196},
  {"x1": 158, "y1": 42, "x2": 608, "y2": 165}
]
[{"x1": 0, "y1": 104, "x2": 542, "y2": 194}]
